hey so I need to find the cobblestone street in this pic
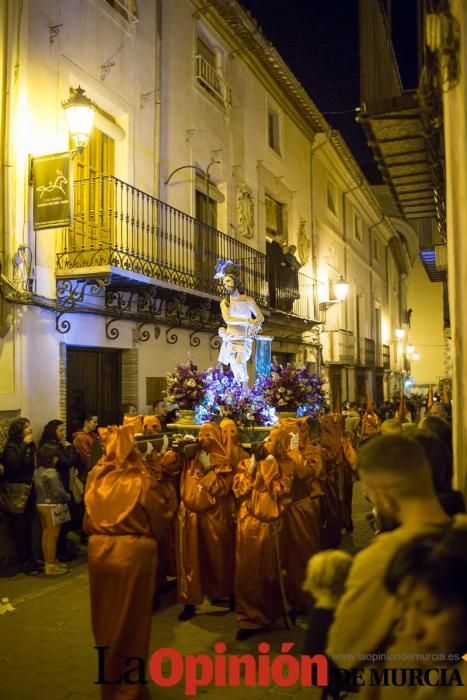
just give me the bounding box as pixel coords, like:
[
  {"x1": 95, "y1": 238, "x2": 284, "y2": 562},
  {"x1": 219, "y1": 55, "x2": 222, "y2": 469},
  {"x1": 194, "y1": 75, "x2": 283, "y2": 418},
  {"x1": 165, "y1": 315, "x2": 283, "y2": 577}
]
[{"x1": 0, "y1": 483, "x2": 372, "y2": 700}]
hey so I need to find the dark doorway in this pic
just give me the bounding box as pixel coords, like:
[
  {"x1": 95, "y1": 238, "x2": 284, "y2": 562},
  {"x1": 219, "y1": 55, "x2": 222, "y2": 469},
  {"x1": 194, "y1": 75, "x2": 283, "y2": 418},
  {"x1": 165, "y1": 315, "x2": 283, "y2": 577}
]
[
  {"x1": 355, "y1": 370, "x2": 367, "y2": 407},
  {"x1": 66, "y1": 347, "x2": 122, "y2": 437},
  {"x1": 375, "y1": 371, "x2": 384, "y2": 407},
  {"x1": 328, "y1": 367, "x2": 342, "y2": 410}
]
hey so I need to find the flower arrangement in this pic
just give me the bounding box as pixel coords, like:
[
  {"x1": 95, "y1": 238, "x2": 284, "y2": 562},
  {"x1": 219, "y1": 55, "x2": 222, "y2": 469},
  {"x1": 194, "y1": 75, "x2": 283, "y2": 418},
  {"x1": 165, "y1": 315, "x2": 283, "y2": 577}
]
[
  {"x1": 261, "y1": 364, "x2": 325, "y2": 415},
  {"x1": 195, "y1": 366, "x2": 277, "y2": 427},
  {"x1": 165, "y1": 360, "x2": 206, "y2": 410}
]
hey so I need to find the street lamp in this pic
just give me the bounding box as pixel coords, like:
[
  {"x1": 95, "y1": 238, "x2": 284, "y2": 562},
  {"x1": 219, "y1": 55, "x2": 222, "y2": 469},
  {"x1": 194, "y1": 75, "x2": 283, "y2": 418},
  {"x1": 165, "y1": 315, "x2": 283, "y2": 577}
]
[
  {"x1": 319, "y1": 276, "x2": 349, "y2": 312},
  {"x1": 407, "y1": 344, "x2": 415, "y2": 356},
  {"x1": 334, "y1": 276, "x2": 349, "y2": 301},
  {"x1": 62, "y1": 86, "x2": 95, "y2": 152},
  {"x1": 395, "y1": 327, "x2": 405, "y2": 339}
]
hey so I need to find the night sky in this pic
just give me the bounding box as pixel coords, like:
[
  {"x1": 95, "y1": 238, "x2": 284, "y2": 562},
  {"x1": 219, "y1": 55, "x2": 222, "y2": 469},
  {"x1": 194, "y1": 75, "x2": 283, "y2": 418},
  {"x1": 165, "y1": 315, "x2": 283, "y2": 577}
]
[{"x1": 239, "y1": 0, "x2": 419, "y2": 184}]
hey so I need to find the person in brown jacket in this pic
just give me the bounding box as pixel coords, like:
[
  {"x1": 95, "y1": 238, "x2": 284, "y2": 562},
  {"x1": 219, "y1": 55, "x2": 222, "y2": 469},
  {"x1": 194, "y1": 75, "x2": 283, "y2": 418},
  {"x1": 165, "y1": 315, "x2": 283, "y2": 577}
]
[{"x1": 176, "y1": 422, "x2": 235, "y2": 621}]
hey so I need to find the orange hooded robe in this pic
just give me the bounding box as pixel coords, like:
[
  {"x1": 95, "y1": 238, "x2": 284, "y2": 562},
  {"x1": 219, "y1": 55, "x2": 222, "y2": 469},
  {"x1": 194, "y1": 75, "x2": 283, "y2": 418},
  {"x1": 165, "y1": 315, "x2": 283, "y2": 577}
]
[
  {"x1": 233, "y1": 426, "x2": 293, "y2": 630},
  {"x1": 84, "y1": 424, "x2": 174, "y2": 700},
  {"x1": 176, "y1": 422, "x2": 235, "y2": 605},
  {"x1": 280, "y1": 418, "x2": 324, "y2": 612}
]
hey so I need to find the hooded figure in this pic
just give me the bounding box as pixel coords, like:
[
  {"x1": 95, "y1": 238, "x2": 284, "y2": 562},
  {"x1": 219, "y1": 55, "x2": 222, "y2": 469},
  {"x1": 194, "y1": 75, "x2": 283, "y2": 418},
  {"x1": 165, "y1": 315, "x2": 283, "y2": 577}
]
[
  {"x1": 360, "y1": 391, "x2": 381, "y2": 440},
  {"x1": 280, "y1": 418, "x2": 324, "y2": 613},
  {"x1": 220, "y1": 417, "x2": 249, "y2": 471},
  {"x1": 233, "y1": 425, "x2": 294, "y2": 640},
  {"x1": 144, "y1": 431, "x2": 180, "y2": 597},
  {"x1": 84, "y1": 423, "x2": 174, "y2": 700},
  {"x1": 176, "y1": 422, "x2": 235, "y2": 620},
  {"x1": 319, "y1": 411, "x2": 346, "y2": 547}
]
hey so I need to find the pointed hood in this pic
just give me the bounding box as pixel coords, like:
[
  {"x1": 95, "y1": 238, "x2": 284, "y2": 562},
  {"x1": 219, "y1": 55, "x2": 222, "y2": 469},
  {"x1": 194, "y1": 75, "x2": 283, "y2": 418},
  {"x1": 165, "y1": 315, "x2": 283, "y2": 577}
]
[
  {"x1": 427, "y1": 385, "x2": 434, "y2": 411},
  {"x1": 398, "y1": 390, "x2": 408, "y2": 424}
]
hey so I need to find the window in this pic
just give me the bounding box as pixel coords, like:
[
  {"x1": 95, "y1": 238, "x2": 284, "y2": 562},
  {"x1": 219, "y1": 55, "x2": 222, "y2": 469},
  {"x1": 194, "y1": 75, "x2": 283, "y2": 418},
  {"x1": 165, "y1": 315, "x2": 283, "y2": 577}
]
[
  {"x1": 195, "y1": 36, "x2": 231, "y2": 107},
  {"x1": 326, "y1": 179, "x2": 338, "y2": 216},
  {"x1": 353, "y1": 211, "x2": 363, "y2": 242},
  {"x1": 268, "y1": 109, "x2": 281, "y2": 154},
  {"x1": 104, "y1": 0, "x2": 138, "y2": 23},
  {"x1": 265, "y1": 194, "x2": 284, "y2": 238},
  {"x1": 72, "y1": 127, "x2": 115, "y2": 249}
]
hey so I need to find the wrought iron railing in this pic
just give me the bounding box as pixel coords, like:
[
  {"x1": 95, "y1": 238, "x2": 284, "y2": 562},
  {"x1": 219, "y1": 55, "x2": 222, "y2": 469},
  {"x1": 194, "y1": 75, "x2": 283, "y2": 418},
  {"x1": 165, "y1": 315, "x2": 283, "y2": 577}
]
[
  {"x1": 195, "y1": 55, "x2": 232, "y2": 107},
  {"x1": 382, "y1": 344, "x2": 390, "y2": 369},
  {"x1": 358, "y1": 336, "x2": 376, "y2": 367},
  {"x1": 267, "y1": 266, "x2": 315, "y2": 320},
  {"x1": 56, "y1": 176, "x2": 268, "y2": 305},
  {"x1": 327, "y1": 330, "x2": 355, "y2": 364}
]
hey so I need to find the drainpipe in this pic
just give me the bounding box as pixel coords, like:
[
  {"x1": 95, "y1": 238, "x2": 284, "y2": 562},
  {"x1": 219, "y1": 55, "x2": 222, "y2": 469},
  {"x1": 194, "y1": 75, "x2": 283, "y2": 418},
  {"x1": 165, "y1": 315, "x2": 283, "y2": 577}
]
[
  {"x1": 310, "y1": 130, "x2": 334, "y2": 374},
  {"x1": 154, "y1": 0, "x2": 162, "y2": 198}
]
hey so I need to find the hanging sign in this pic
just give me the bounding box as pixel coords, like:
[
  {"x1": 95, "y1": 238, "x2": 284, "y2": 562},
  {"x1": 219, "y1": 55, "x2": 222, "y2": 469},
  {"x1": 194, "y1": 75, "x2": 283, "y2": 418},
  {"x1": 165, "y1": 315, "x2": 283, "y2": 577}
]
[{"x1": 32, "y1": 152, "x2": 71, "y2": 230}]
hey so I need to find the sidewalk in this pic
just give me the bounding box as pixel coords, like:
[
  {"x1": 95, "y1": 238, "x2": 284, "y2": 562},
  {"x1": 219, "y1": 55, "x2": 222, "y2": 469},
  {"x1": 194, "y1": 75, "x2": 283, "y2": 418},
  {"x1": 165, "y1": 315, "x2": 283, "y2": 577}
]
[{"x1": 0, "y1": 482, "x2": 372, "y2": 700}]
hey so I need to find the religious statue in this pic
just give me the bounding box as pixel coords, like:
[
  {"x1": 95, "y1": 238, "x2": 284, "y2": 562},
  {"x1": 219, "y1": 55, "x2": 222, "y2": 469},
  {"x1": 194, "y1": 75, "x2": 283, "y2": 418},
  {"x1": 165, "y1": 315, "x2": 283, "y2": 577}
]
[
  {"x1": 214, "y1": 259, "x2": 264, "y2": 386},
  {"x1": 237, "y1": 183, "x2": 255, "y2": 239}
]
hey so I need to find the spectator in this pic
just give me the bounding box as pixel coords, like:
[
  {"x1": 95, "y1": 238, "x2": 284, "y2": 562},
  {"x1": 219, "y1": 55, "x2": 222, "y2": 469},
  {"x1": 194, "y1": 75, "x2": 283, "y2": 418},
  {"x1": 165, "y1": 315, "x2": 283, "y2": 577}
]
[
  {"x1": 380, "y1": 418, "x2": 403, "y2": 435},
  {"x1": 39, "y1": 419, "x2": 80, "y2": 561},
  {"x1": 384, "y1": 528, "x2": 467, "y2": 697},
  {"x1": 121, "y1": 402, "x2": 138, "y2": 424},
  {"x1": 326, "y1": 435, "x2": 467, "y2": 692},
  {"x1": 34, "y1": 444, "x2": 71, "y2": 576},
  {"x1": 72, "y1": 413, "x2": 99, "y2": 480},
  {"x1": 412, "y1": 429, "x2": 465, "y2": 517},
  {"x1": 1, "y1": 417, "x2": 42, "y2": 575},
  {"x1": 303, "y1": 550, "x2": 353, "y2": 656}
]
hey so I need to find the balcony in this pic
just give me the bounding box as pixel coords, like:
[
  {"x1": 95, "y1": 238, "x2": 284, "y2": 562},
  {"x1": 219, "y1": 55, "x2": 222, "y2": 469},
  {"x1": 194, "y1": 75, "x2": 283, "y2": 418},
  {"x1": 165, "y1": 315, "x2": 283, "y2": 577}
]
[
  {"x1": 195, "y1": 55, "x2": 232, "y2": 108},
  {"x1": 382, "y1": 344, "x2": 390, "y2": 369},
  {"x1": 56, "y1": 176, "x2": 268, "y2": 306},
  {"x1": 55, "y1": 176, "x2": 320, "y2": 331},
  {"x1": 267, "y1": 266, "x2": 316, "y2": 321},
  {"x1": 358, "y1": 0, "x2": 445, "y2": 236},
  {"x1": 325, "y1": 330, "x2": 355, "y2": 365},
  {"x1": 357, "y1": 337, "x2": 376, "y2": 367}
]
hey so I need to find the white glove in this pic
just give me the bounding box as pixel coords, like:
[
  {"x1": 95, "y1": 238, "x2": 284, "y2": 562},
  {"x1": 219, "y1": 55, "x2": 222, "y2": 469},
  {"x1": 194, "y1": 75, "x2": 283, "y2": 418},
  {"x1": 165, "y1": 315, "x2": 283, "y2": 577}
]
[
  {"x1": 161, "y1": 434, "x2": 169, "y2": 455},
  {"x1": 247, "y1": 454, "x2": 256, "y2": 476},
  {"x1": 198, "y1": 450, "x2": 211, "y2": 471},
  {"x1": 289, "y1": 432, "x2": 300, "y2": 450}
]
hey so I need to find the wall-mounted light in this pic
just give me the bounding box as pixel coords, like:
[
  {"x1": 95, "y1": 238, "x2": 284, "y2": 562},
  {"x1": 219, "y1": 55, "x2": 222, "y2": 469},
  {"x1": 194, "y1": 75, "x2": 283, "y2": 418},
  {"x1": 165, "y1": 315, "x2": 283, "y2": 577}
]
[
  {"x1": 395, "y1": 328, "x2": 405, "y2": 339},
  {"x1": 412, "y1": 352, "x2": 420, "y2": 361},
  {"x1": 407, "y1": 344, "x2": 415, "y2": 355},
  {"x1": 334, "y1": 276, "x2": 349, "y2": 301},
  {"x1": 319, "y1": 276, "x2": 349, "y2": 313},
  {"x1": 62, "y1": 86, "x2": 95, "y2": 152}
]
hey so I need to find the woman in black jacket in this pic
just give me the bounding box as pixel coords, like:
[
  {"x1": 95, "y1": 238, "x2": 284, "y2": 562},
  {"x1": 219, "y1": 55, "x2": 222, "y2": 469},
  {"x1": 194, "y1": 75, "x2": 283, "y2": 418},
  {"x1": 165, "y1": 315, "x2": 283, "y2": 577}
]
[
  {"x1": 1, "y1": 417, "x2": 42, "y2": 574},
  {"x1": 39, "y1": 420, "x2": 81, "y2": 561}
]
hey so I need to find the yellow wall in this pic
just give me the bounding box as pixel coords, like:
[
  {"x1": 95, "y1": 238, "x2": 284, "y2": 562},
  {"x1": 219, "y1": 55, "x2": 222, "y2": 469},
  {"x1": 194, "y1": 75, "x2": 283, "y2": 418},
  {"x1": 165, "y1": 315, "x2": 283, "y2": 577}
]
[{"x1": 406, "y1": 257, "x2": 445, "y2": 387}]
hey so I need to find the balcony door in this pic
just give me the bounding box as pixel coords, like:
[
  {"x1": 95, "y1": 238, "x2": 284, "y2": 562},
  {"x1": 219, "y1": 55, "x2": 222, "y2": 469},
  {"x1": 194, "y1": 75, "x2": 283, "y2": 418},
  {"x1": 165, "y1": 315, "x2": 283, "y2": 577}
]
[
  {"x1": 195, "y1": 188, "x2": 218, "y2": 285},
  {"x1": 66, "y1": 347, "x2": 121, "y2": 438},
  {"x1": 71, "y1": 127, "x2": 115, "y2": 250}
]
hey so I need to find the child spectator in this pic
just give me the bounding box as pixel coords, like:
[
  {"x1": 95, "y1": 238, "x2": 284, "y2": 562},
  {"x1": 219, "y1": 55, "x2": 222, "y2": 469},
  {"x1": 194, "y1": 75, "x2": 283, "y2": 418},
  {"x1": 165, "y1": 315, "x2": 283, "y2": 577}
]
[{"x1": 34, "y1": 444, "x2": 71, "y2": 576}]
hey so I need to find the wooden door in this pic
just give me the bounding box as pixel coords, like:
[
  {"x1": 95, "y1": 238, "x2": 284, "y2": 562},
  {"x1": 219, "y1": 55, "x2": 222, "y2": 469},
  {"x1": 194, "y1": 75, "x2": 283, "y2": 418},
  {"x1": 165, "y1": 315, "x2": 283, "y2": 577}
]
[{"x1": 66, "y1": 347, "x2": 121, "y2": 436}]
